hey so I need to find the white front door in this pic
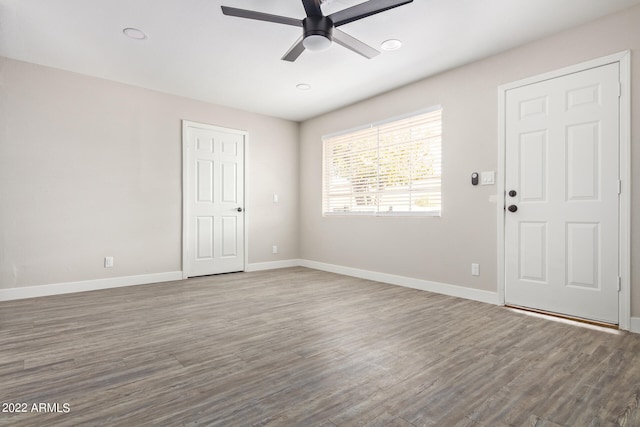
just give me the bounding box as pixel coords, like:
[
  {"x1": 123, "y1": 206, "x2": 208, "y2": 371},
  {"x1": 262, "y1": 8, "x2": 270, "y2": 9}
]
[
  {"x1": 184, "y1": 122, "x2": 245, "y2": 277},
  {"x1": 504, "y1": 63, "x2": 620, "y2": 324}
]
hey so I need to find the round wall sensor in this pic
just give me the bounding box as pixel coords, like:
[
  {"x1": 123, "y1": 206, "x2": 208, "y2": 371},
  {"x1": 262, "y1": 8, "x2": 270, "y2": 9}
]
[{"x1": 123, "y1": 28, "x2": 147, "y2": 40}]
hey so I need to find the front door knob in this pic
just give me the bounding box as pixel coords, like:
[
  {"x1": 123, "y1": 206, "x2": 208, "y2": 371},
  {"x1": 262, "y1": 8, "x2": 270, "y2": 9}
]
[
  {"x1": 508, "y1": 205, "x2": 518, "y2": 213},
  {"x1": 508, "y1": 190, "x2": 517, "y2": 197}
]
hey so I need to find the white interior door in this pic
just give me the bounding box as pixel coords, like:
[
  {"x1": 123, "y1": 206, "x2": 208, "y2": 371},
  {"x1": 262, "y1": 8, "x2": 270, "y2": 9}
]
[
  {"x1": 184, "y1": 122, "x2": 245, "y2": 277},
  {"x1": 504, "y1": 63, "x2": 620, "y2": 324}
]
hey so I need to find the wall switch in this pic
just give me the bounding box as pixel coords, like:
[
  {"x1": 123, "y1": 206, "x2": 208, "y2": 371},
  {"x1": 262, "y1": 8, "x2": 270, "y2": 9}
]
[
  {"x1": 480, "y1": 171, "x2": 495, "y2": 185},
  {"x1": 272, "y1": 245, "x2": 278, "y2": 254},
  {"x1": 273, "y1": 194, "x2": 279, "y2": 203},
  {"x1": 104, "y1": 256, "x2": 114, "y2": 268},
  {"x1": 471, "y1": 263, "x2": 480, "y2": 276}
]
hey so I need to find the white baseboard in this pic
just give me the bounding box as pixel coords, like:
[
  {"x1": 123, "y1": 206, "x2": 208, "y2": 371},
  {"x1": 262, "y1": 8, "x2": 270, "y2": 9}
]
[
  {"x1": 299, "y1": 259, "x2": 500, "y2": 305},
  {"x1": 4, "y1": 259, "x2": 630, "y2": 333},
  {"x1": 0, "y1": 271, "x2": 183, "y2": 301},
  {"x1": 245, "y1": 259, "x2": 302, "y2": 272},
  {"x1": 0, "y1": 259, "x2": 500, "y2": 308}
]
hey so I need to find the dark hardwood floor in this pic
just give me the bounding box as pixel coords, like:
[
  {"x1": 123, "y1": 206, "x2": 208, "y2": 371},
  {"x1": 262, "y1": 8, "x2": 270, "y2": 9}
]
[{"x1": 1, "y1": 267, "x2": 639, "y2": 426}]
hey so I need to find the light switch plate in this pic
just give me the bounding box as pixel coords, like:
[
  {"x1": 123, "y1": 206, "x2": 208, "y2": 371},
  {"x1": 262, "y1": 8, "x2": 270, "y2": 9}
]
[
  {"x1": 471, "y1": 263, "x2": 480, "y2": 276},
  {"x1": 481, "y1": 171, "x2": 495, "y2": 185}
]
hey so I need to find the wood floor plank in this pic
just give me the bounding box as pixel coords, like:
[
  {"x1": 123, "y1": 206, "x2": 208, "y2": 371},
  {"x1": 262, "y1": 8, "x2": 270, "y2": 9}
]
[{"x1": 2, "y1": 267, "x2": 640, "y2": 426}]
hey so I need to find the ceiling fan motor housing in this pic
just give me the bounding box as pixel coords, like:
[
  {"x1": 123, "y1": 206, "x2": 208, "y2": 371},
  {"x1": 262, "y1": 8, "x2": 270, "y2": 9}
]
[{"x1": 303, "y1": 16, "x2": 334, "y2": 42}]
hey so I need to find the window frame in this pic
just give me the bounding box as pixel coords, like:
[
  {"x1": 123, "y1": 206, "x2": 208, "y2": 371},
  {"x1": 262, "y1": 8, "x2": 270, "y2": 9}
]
[{"x1": 322, "y1": 106, "x2": 443, "y2": 218}]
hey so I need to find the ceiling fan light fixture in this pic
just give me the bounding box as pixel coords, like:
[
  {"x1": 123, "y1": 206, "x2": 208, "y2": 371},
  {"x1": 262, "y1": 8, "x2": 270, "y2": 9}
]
[{"x1": 303, "y1": 34, "x2": 332, "y2": 51}]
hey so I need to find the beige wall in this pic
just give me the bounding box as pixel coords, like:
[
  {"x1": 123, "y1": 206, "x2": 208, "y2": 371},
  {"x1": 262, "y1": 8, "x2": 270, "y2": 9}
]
[
  {"x1": 0, "y1": 57, "x2": 299, "y2": 288},
  {"x1": 299, "y1": 6, "x2": 640, "y2": 314}
]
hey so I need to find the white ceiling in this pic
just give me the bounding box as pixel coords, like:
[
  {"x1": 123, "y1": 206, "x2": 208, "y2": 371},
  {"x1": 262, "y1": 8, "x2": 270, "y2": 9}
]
[{"x1": 1, "y1": 0, "x2": 639, "y2": 121}]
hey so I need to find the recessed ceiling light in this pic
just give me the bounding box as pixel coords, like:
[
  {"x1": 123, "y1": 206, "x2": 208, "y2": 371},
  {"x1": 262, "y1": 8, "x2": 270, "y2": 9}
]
[
  {"x1": 123, "y1": 27, "x2": 147, "y2": 40},
  {"x1": 296, "y1": 83, "x2": 311, "y2": 90},
  {"x1": 381, "y1": 39, "x2": 402, "y2": 51}
]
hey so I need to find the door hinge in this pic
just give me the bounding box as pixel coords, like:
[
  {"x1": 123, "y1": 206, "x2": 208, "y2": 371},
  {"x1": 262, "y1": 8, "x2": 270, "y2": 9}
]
[
  {"x1": 618, "y1": 82, "x2": 622, "y2": 98},
  {"x1": 618, "y1": 180, "x2": 622, "y2": 195},
  {"x1": 617, "y1": 277, "x2": 622, "y2": 292}
]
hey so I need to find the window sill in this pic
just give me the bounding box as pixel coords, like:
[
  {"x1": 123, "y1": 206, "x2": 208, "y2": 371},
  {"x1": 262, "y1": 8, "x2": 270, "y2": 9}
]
[{"x1": 323, "y1": 211, "x2": 441, "y2": 218}]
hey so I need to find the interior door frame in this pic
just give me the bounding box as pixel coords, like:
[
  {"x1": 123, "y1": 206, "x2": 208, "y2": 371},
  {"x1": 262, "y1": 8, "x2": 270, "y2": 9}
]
[
  {"x1": 181, "y1": 120, "x2": 249, "y2": 279},
  {"x1": 497, "y1": 51, "x2": 631, "y2": 330}
]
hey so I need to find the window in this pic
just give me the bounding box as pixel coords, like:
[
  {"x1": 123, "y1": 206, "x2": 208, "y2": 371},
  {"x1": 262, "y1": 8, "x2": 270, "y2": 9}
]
[{"x1": 323, "y1": 107, "x2": 442, "y2": 216}]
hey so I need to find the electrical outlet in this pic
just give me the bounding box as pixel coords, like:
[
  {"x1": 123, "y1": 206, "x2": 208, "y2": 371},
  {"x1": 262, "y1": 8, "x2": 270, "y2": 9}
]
[
  {"x1": 273, "y1": 194, "x2": 279, "y2": 203},
  {"x1": 471, "y1": 263, "x2": 480, "y2": 276},
  {"x1": 104, "y1": 256, "x2": 114, "y2": 268},
  {"x1": 272, "y1": 245, "x2": 278, "y2": 254}
]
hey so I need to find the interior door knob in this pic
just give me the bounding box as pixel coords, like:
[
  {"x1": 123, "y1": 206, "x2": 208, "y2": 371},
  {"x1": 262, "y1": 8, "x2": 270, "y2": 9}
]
[
  {"x1": 236, "y1": 207, "x2": 243, "y2": 212},
  {"x1": 508, "y1": 190, "x2": 517, "y2": 197},
  {"x1": 508, "y1": 205, "x2": 518, "y2": 213}
]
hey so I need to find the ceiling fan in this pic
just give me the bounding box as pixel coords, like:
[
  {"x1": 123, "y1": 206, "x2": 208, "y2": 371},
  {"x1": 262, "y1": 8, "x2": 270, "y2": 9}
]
[{"x1": 221, "y1": 0, "x2": 414, "y2": 62}]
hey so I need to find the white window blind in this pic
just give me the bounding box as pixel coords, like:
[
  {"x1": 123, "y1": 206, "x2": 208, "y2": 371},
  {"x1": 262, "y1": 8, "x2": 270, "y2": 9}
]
[{"x1": 323, "y1": 108, "x2": 442, "y2": 216}]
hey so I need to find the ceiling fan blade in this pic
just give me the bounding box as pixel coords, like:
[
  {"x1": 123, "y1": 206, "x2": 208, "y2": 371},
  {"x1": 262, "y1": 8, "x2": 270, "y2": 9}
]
[
  {"x1": 282, "y1": 36, "x2": 306, "y2": 62},
  {"x1": 301, "y1": 0, "x2": 323, "y2": 17},
  {"x1": 221, "y1": 6, "x2": 303, "y2": 27},
  {"x1": 333, "y1": 29, "x2": 379, "y2": 59},
  {"x1": 329, "y1": 0, "x2": 413, "y2": 27}
]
